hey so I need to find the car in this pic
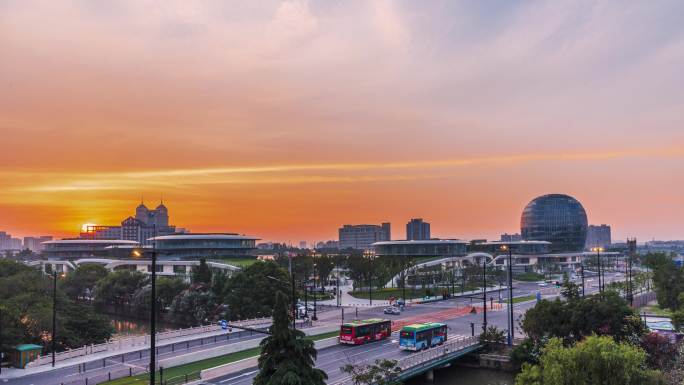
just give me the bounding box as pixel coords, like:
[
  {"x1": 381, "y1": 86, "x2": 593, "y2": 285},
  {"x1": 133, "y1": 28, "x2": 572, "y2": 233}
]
[
  {"x1": 383, "y1": 306, "x2": 401, "y2": 315},
  {"x1": 538, "y1": 282, "x2": 548, "y2": 287}
]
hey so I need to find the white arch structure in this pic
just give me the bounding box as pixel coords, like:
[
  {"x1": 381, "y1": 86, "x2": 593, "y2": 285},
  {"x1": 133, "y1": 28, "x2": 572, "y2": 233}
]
[
  {"x1": 385, "y1": 252, "x2": 495, "y2": 287},
  {"x1": 28, "y1": 259, "x2": 241, "y2": 276}
]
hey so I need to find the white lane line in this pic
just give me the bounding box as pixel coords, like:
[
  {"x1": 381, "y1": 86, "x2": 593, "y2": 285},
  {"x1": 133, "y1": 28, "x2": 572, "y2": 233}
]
[{"x1": 219, "y1": 369, "x2": 259, "y2": 383}]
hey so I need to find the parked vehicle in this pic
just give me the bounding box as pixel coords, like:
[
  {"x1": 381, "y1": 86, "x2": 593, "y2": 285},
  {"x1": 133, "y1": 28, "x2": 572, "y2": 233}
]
[
  {"x1": 399, "y1": 322, "x2": 447, "y2": 351},
  {"x1": 339, "y1": 318, "x2": 392, "y2": 345},
  {"x1": 383, "y1": 306, "x2": 401, "y2": 315}
]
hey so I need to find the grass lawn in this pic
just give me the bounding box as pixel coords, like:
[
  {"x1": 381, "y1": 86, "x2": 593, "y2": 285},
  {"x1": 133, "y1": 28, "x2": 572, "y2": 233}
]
[
  {"x1": 101, "y1": 331, "x2": 339, "y2": 385},
  {"x1": 349, "y1": 286, "x2": 483, "y2": 300},
  {"x1": 641, "y1": 304, "x2": 673, "y2": 317},
  {"x1": 513, "y1": 272, "x2": 545, "y2": 282},
  {"x1": 511, "y1": 295, "x2": 537, "y2": 304},
  {"x1": 209, "y1": 257, "x2": 259, "y2": 268}
]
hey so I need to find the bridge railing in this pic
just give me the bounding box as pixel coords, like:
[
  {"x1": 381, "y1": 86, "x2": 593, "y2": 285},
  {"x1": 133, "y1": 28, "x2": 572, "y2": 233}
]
[
  {"x1": 27, "y1": 316, "x2": 273, "y2": 367},
  {"x1": 397, "y1": 335, "x2": 479, "y2": 373}
]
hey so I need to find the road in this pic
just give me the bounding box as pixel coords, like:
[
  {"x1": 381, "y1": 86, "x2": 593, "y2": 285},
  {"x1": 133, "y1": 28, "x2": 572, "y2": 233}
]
[{"x1": 207, "y1": 272, "x2": 626, "y2": 385}]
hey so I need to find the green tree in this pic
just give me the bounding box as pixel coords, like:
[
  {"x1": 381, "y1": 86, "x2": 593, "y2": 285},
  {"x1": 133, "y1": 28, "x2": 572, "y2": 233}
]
[
  {"x1": 224, "y1": 261, "x2": 290, "y2": 320},
  {"x1": 479, "y1": 325, "x2": 506, "y2": 353},
  {"x1": 61, "y1": 264, "x2": 109, "y2": 300},
  {"x1": 315, "y1": 254, "x2": 335, "y2": 289},
  {"x1": 191, "y1": 258, "x2": 213, "y2": 285},
  {"x1": 516, "y1": 336, "x2": 662, "y2": 385},
  {"x1": 560, "y1": 278, "x2": 580, "y2": 301},
  {"x1": 671, "y1": 309, "x2": 684, "y2": 332},
  {"x1": 644, "y1": 252, "x2": 684, "y2": 310},
  {"x1": 254, "y1": 292, "x2": 327, "y2": 385},
  {"x1": 341, "y1": 359, "x2": 402, "y2": 385},
  {"x1": 93, "y1": 270, "x2": 148, "y2": 308},
  {"x1": 170, "y1": 285, "x2": 218, "y2": 325}
]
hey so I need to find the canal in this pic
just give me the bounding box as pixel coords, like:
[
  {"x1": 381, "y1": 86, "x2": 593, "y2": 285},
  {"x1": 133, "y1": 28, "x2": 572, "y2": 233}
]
[{"x1": 406, "y1": 366, "x2": 514, "y2": 385}]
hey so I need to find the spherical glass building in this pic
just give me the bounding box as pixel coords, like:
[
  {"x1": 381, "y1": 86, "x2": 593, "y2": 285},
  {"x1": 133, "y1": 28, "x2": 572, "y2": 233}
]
[{"x1": 520, "y1": 194, "x2": 588, "y2": 252}]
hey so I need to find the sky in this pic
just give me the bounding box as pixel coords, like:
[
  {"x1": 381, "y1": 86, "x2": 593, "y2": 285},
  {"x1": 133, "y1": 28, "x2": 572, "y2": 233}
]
[{"x1": 1, "y1": 0, "x2": 683, "y2": 243}]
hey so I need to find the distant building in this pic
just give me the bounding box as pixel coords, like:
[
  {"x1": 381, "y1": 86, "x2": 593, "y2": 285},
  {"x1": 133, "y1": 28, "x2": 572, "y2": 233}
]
[
  {"x1": 299, "y1": 241, "x2": 308, "y2": 249},
  {"x1": 80, "y1": 200, "x2": 179, "y2": 246},
  {"x1": 0, "y1": 232, "x2": 23, "y2": 252},
  {"x1": 43, "y1": 239, "x2": 140, "y2": 259},
  {"x1": 23, "y1": 236, "x2": 53, "y2": 252},
  {"x1": 500, "y1": 233, "x2": 522, "y2": 242},
  {"x1": 338, "y1": 223, "x2": 391, "y2": 250},
  {"x1": 151, "y1": 233, "x2": 259, "y2": 260},
  {"x1": 373, "y1": 239, "x2": 467, "y2": 258},
  {"x1": 521, "y1": 194, "x2": 588, "y2": 252},
  {"x1": 406, "y1": 218, "x2": 431, "y2": 240},
  {"x1": 315, "y1": 240, "x2": 339, "y2": 250},
  {"x1": 585, "y1": 224, "x2": 612, "y2": 249}
]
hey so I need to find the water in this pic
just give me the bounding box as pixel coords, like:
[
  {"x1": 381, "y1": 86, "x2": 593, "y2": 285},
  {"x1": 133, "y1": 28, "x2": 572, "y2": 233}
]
[
  {"x1": 109, "y1": 314, "x2": 176, "y2": 338},
  {"x1": 407, "y1": 366, "x2": 514, "y2": 385}
]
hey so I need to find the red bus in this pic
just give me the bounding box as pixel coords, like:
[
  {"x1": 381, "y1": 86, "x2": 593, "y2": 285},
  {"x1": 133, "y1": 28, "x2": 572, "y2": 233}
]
[{"x1": 339, "y1": 318, "x2": 392, "y2": 345}]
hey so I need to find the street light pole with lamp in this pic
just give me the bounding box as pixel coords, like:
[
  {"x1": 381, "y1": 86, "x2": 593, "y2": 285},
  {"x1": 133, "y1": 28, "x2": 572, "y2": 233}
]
[
  {"x1": 591, "y1": 247, "x2": 604, "y2": 293},
  {"x1": 363, "y1": 250, "x2": 375, "y2": 306},
  {"x1": 311, "y1": 251, "x2": 318, "y2": 322},
  {"x1": 500, "y1": 245, "x2": 514, "y2": 345}
]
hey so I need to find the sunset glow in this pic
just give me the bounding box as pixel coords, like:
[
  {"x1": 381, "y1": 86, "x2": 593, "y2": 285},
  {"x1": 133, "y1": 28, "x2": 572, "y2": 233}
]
[{"x1": 1, "y1": 1, "x2": 683, "y2": 242}]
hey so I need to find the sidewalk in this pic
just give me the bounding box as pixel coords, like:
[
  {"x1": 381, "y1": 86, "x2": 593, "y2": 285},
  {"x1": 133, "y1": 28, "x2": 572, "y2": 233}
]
[{"x1": 0, "y1": 319, "x2": 273, "y2": 380}]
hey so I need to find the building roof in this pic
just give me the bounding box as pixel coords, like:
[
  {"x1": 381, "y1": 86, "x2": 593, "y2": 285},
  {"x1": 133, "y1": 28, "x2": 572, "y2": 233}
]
[
  {"x1": 483, "y1": 241, "x2": 552, "y2": 246},
  {"x1": 15, "y1": 344, "x2": 43, "y2": 351},
  {"x1": 372, "y1": 239, "x2": 467, "y2": 246},
  {"x1": 43, "y1": 239, "x2": 139, "y2": 245},
  {"x1": 150, "y1": 234, "x2": 260, "y2": 241}
]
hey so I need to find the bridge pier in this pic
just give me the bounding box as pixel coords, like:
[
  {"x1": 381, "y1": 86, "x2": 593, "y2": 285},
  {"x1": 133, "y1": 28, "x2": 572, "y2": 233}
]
[{"x1": 425, "y1": 369, "x2": 434, "y2": 383}]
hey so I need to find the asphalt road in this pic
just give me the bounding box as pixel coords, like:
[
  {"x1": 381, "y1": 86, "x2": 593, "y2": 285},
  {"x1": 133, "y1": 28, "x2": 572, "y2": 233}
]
[{"x1": 207, "y1": 272, "x2": 626, "y2": 385}]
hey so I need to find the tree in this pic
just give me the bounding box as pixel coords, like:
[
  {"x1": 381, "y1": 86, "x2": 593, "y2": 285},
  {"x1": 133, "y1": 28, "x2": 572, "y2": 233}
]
[
  {"x1": 479, "y1": 325, "x2": 506, "y2": 353},
  {"x1": 315, "y1": 254, "x2": 335, "y2": 289},
  {"x1": 640, "y1": 332, "x2": 681, "y2": 371},
  {"x1": 93, "y1": 270, "x2": 148, "y2": 308},
  {"x1": 672, "y1": 309, "x2": 684, "y2": 332},
  {"x1": 253, "y1": 292, "x2": 327, "y2": 385},
  {"x1": 224, "y1": 261, "x2": 290, "y2": 320},
  {"x1": 516, "y1": 336, "x2": 662, "y2": 385},
  {"x1": 644, "y1": 252, "x2": 684, "y2": 310},
  {"x1": 560, "y1": 278, "x2": 580, "y2": 301},
  {"x1": 170, "y1": 284, "x2": 218, "y2": 325},
  {"x1": 191, "y1": 258, "x2": 212, "y2": 285},
  {"x1": 341, "y1": 359, "x2": 402, "y2": 385},
  {"x1": 61, "y1": 264, "x2": 109, "y2": 301},
  {"x1": 520, "y1": 291, "x2": 645, "y2": 345}
]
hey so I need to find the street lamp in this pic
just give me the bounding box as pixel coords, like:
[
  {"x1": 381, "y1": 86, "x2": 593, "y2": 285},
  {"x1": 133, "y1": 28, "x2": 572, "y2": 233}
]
[
  {"x1": 500, "y1": 245, "x2": 514, "y2": 345},
  {"x1": 50, "y1": 271, "x2": 66, "y2": 367},
  {"x1": 482, "y1": 256, "x2": 488, "y2": 331},
  {"x1": 267, "y1": 275, "x2": 296, "y2": 329},
  {"x1": 312, "y1": 251, "x2": 318, "y2": 321},
  {"x1": 591, "y1": 247, "x2": 604, "y2": 293},
  {"x1": 580, "y1": 261, "x2": 585, "y2": 297},
  {"x1": 363, "y1": 250, "x2": 375, "y2": 306}
]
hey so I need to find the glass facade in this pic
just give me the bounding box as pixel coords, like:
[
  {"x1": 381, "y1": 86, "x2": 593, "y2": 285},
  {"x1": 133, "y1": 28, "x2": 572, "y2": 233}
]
[
  {"x1": 521, "y1": 194, "x2": 588, "y2": 252},
  {"x1": 373, "y1": 240, "x2": 467, "y2": 257}
]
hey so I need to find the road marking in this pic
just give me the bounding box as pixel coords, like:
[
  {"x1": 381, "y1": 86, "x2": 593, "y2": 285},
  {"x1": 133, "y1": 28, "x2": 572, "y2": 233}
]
[{"x1": 220, "y1": 369, "x2": 259, "y2": 383}]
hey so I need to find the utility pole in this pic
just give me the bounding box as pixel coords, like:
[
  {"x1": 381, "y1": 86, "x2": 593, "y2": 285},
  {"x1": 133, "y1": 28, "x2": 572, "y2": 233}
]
[
  {"x1": 312, "y1": 252, "x2": 318, "y2": 321},
  {"x1": 149, "y1": 237, "x2": 157, "y2": 385},
  {"x1": 482, "y1": 257, "x2": 487, "y2": 331},
  {"x1": 402, "y1": 257, "x2": 407, "y2": 304},
  {"x1": 291, "y1": 272, "x2": 296, "y2": 329},
  {"x1": 580, "y1": 263, "x2": 585, "y2": 297},
  {"x1": 51, "y1": 271, "x2": 57, "y2": 367},
  {"x1": 505, "y1": 246, "x2": 514, "y2": 345}
]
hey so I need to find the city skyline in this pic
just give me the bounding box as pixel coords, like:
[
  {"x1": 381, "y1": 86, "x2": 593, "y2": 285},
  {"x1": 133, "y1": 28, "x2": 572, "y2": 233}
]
[{"x1": 2, "y1": 1, "x2": 684, "y2": 242}]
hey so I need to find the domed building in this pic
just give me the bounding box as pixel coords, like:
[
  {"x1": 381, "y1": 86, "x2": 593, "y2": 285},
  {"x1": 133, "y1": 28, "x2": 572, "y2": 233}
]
[{"x1": 520, "y1": 194, "x2": 588, "y2": 252}]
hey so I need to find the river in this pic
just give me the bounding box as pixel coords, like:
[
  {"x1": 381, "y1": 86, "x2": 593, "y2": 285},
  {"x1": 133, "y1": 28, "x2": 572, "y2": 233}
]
[
  {"x1": 109, "y1": 314, "x2": 177, "y2": 337},
  {"x1": 406, "y1": 366, "x2": 514, "y2": 385}
]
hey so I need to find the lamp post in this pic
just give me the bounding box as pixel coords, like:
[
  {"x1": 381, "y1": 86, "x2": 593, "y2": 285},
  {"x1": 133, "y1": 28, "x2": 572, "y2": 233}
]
[
  {"x1": 402, "y1": 257, "x2": 407, "y2": 305},
  {"x1": 592, "y1": 247, "x2": 604, "y2": 294},
  {"x1": 149, "y1": 241, "x2": 157, "y2": 385},
  {"x1": 51, "y1": 270, "x2": 58, "y2": 367},
  {"x1": 364, "y1": 250, "x2": 375, "y2": 306},
  {"x1": 580, "y1": 263, "x2": 585, "y2": 297},
  {"x1": 501, "y1": 245, "x2": 514, "y2": 345},
  {"x1": 312, "y1": 251, "x2": 318, "y2": 322},
  {"x1": 482, "y1": 257, "x2": 487, "y2": 331}
]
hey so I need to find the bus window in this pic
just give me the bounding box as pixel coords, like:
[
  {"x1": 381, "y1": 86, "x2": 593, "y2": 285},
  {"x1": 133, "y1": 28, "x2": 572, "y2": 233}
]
[
  {"x1": 400, "y1": 331, "x2": 413, "y2": 339},
  {"x1": 357, "y1": 325, "x2": 369, "y2": 337},
  {"x1": 341, "y1": 326, "x2": 353, "y2": 336}
]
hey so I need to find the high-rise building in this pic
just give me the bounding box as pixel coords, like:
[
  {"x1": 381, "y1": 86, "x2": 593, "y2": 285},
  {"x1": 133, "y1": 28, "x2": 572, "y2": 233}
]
[
  {"x1": 0, "y1": 231, "x2": 23, "y2": 251},
  {"x1": 299, "y1": 241, "x2": 308, "y2": 249},
  {"x1": 406, "y1": 218, "x2": 431, "y2": 240},
  {"x1": 500, "y1": 233, "x2": 522, "y2": 242},
  {"x1": 585, "y1": 224, "x2": 612, "y2": 249},
  {"x1": 23, "y1": 236, "x2": 53, "y2": 252},
  {"x1": 338, "y1": 223, "x2": 391, "y2": 250}
]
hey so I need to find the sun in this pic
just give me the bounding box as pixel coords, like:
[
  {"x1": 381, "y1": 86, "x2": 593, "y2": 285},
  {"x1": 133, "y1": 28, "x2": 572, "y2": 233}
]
[{"x1": 81, "y1": 223, "x2": 97, "y2": 232}]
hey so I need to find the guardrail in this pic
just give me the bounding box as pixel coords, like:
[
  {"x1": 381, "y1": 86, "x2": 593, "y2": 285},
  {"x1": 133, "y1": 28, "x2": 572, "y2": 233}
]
[
  {"x1": 28, "y1": 317, "x2": 272, "y2": 367},
  {"x1": 330, "y1": 335, "x2": 480, "y2": 385}
]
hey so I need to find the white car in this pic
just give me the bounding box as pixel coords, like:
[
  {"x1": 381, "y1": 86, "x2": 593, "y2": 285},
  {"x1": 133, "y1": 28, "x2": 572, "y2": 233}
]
[{"x1": 538, "y1": 282, "x2": 548, "y2": 287}]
